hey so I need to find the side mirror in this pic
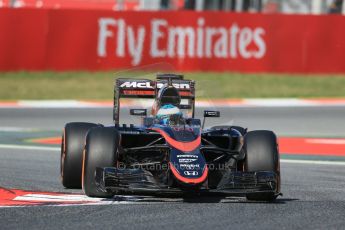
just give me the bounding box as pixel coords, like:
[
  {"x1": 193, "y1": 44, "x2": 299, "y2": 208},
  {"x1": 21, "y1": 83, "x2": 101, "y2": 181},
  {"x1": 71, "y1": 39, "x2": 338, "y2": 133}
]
[
  {"x1": 202, "y1": 110, "x2": 220, "y2": 129},
  {"x1": 204, "y1": 110, "x2": 220, "y2": 117},
  {"x1": 130, "y1": 109, "x2": 147, "y2": 116}
]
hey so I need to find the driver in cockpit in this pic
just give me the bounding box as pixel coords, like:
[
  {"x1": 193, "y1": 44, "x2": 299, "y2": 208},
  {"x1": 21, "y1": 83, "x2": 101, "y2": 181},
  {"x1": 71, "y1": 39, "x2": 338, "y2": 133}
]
[{"x1": 156, "y1": 104, "x2": 184, "y2": 126}]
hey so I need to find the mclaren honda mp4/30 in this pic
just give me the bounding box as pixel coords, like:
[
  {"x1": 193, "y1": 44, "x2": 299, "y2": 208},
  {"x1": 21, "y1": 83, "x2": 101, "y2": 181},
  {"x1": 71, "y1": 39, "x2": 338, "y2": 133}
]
[{"x1": 60, "y1": 74, "x2": 281, "y2": 201}]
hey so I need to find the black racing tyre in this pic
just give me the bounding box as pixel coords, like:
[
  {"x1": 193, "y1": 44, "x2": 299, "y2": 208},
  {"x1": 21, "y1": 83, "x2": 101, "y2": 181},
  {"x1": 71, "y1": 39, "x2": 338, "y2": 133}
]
[
  {"x1": 211, "y1": 125, "x2": 247, "y2": 135},
  {"x1": 244, "y1": 130, "x2": 280, "y2": 201},
  {"x1": 61, "y1": 122, "x2": 98, "y2": 189},
  {"x1": 82, "y1": 127, "x2": 119, "y2": 198}
]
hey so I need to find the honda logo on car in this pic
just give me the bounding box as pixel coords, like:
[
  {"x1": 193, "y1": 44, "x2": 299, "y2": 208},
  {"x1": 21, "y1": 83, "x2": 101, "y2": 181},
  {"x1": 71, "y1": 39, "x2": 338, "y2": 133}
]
[
  {"x1": 184, "y1": 171, "x2": 199, "y2": 176},
  {"x1": 98, "y1": 17, "x2": 267, "y2": 66}
]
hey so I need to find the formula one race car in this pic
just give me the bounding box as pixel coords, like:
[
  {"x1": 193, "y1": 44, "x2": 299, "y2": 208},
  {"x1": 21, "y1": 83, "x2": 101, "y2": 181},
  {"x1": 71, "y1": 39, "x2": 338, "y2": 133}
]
[{"x1": 60, "y1": 74, "x2": 281, "y2": 201}]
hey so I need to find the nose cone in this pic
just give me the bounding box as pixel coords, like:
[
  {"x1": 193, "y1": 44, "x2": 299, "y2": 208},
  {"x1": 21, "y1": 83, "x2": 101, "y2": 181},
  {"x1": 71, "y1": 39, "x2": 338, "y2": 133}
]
[
  {"x1": 170, "y1": 162, "x2": 208, "y2": 185},
  {"x1": 169, "y1": 149, "x2": 208, "y2": 185},
  {"x1": 151, "y1": 126, "x2": 207, "y2": 185}
]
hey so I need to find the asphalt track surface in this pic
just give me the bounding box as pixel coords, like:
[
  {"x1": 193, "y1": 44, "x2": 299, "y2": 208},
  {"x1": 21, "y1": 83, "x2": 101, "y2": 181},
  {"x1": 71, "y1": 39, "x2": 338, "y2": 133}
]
[
  {"x1": 0, "y1": 107, "x2": 345, "y2": 229},
  {"x1": 1, "y1": 106, "x2": 345, "y2": 136}
]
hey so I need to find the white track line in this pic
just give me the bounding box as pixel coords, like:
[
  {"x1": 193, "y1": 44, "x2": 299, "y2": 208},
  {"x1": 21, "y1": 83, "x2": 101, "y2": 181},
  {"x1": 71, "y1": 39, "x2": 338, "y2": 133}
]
[
  {"x1": 0, "y1": 127, "x2": 38, "y2": 132},
  {"x1": 0, "y1": 144, "x2": 59, "y2": 151},
  {"x1": 281, "y1": 159, "x2": 345, "y2": 166}
]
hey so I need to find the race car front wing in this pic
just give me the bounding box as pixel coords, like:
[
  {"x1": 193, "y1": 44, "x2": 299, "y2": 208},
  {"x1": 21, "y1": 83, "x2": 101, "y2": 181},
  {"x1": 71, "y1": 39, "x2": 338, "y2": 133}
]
[{"x1": 95, "y1": 167, "x2": 280, "y2": 196}]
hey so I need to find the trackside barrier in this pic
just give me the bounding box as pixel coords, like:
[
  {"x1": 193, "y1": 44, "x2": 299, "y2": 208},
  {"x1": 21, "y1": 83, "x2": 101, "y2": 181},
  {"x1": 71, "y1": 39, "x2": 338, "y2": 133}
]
[{"x1": 0, "y1": 9, "x2": 345, "y2": 73}]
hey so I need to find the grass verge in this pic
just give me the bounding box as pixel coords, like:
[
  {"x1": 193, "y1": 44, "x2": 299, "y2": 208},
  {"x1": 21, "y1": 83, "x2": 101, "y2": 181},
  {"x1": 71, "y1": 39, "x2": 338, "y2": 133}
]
[{"x1": 0, "y1": 71, "x2": 345, "y2": 99}]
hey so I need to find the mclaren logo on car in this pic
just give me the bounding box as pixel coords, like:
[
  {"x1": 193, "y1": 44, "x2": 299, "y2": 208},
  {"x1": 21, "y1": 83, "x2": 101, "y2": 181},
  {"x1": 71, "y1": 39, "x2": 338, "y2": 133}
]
[
  {"x1": 120, "y1": 81, "x2": 152, "y2": 88},
  {"x1": 120, "y1": 81, "x2": 190, "y2": 89}
]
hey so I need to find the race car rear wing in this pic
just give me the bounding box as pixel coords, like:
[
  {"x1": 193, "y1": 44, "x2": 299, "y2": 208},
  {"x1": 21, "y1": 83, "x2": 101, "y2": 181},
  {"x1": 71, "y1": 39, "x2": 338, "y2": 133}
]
[{"x1": 113, "y1": 74, "x2": 195, "y2": 124}]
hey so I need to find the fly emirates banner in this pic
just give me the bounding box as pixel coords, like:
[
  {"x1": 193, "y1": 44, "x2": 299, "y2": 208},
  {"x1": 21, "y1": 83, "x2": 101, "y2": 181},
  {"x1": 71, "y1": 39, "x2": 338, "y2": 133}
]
[{"x1": 0, "y1": 9, "x2": 344, "y2": 73}]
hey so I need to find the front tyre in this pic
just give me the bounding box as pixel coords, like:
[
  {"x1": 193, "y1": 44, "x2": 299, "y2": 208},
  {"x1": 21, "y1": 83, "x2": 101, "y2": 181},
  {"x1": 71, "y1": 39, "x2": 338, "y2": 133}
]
[
  {"x1": 82, "y1": 127, "x2": 119, "y2": 198},
  {"x1": 244, "y1": 130, "x2": 280, "y2": 202},
  {"x1": 61, "y1": 122, "x2": 98, "y2": 189}
]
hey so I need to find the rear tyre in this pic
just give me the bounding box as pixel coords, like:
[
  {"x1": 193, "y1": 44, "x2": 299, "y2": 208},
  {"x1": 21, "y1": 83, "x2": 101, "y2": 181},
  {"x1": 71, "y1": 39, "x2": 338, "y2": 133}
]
[
  {"x1": 61, "y1": 122, "x2": 98, "y2": 189},
  {"x1": 82, "y1": 127, "x2": 119, "y2": 198},
  {"x1": 244, "y1": 130, "x2": 280, "y2": 202}
]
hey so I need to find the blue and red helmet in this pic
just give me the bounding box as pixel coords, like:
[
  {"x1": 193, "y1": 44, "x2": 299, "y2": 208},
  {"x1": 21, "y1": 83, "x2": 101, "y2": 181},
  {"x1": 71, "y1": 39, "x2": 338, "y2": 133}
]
[{"x1": 156, "y1": 104, "x2": 182, "y2": 125}]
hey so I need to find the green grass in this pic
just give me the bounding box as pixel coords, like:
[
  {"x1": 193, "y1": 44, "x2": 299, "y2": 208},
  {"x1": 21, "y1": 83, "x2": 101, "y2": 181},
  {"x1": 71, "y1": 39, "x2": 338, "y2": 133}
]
[{"x1": 0, "y1": 71, "x2": 345, "y2": 100}]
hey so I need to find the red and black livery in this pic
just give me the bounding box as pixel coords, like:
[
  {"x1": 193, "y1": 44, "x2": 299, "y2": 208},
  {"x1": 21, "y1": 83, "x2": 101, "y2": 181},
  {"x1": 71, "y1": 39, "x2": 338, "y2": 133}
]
[{"x1": 60, "y1": 74, "x2": 281, "y2": 201}]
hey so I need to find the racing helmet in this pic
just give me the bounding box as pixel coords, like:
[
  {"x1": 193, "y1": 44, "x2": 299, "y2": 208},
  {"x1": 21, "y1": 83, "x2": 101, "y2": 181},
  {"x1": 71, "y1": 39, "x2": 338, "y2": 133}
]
[{"x1": 156, "y1": 104, "x2": 183, "y2": 125}]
